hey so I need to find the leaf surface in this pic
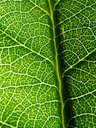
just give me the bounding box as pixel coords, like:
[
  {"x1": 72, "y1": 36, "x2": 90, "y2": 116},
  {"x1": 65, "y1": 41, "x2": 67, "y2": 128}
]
[
  {"x1": 55, "y1": 0, "x2": 96, "y2": 127},
  {"x1": 0, "y1": 0, "x2": 61, "y2": 127},
  {"x1": 0, "y1": 0, "x2": 96, "y2": 128}
]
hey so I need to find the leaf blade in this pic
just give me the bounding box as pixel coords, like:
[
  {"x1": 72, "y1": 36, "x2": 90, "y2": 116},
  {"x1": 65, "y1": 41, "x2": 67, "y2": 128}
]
[{"x1": 0, "y1": 1, "x2": 61, "y2": 127}]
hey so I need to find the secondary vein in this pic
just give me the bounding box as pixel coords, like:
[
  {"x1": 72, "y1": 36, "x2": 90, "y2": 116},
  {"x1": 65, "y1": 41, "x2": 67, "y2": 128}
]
[
  {"x1": 0, "y1": 29, "x2": 54, "y2": 66},
  {"x1": 63, "y1": 47, "x2": 96, "y2": 76},
  {"x1": 29, "y1": 0, "x2": 50, "y2": 18},
  {"x1": 0, "y1": 120, "x2": 16, "y2": 128}
]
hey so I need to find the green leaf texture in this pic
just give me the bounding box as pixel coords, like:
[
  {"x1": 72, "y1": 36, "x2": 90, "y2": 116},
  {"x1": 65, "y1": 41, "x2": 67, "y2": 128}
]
[
  {"x1": 56, "y1": 0, "x2": 96, "y2": 127},
  {"x1": 0, "y1": 0, "x2": 96, "y2": 128},
  {"x1": 0, "y1": 0, "x2": 61, "y2": 127}
]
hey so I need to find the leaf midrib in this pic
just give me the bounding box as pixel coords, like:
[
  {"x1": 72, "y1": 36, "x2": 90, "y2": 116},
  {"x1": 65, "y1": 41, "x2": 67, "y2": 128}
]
[
  {"x1": 48, "y1": 1, "x2": 96, "y2": 127},
  {"x1": 47, "y1": 0, "x2": 65, "y2": 128}
]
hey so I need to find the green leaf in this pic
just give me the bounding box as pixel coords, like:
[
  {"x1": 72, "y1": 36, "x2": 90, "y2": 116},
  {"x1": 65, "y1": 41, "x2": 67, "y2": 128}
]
[
  {"x1": 0, "y1": 1, "x2": 61, "y2": 127},
  {"x1": 55, "y1": 0, "x2": 96, "y2": 127},
  {"x1": 0, "y1": 0, "x2": 96, "y2": 128}
]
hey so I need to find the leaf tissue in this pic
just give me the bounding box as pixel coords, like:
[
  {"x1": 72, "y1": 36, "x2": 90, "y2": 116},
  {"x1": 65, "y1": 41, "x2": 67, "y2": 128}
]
[{"x1": 0, "y1": 0, "x2": 96, "y2": 128}]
